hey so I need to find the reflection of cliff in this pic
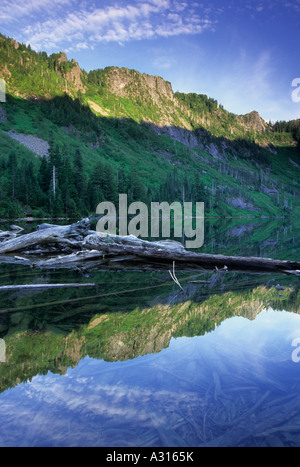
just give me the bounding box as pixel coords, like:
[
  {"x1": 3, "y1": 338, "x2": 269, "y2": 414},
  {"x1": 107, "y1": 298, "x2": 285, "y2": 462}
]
[{"x1": 0, "y1": 285, "x2": 299, "y2": 394}]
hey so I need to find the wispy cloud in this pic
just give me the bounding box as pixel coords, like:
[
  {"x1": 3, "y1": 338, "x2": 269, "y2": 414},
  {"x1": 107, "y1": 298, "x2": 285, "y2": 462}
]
[
  {"x1": 215, "y1": 49, "x2": 281, "y2": 120},
  {"x1": 152, "y1": 55, "x2": 177, "y2": 70},
  {"x1": 2, "y1": 0, "x2": 216, "y2": 52},
  {"x1": 0, "y1": 0, "x2": 72, "y2": 22}
]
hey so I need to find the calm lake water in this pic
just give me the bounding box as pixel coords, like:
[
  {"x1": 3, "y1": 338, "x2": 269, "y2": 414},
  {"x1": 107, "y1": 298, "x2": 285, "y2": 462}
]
[{"x1": 0, "y1": 218, "x2": 299, "y2": 447}]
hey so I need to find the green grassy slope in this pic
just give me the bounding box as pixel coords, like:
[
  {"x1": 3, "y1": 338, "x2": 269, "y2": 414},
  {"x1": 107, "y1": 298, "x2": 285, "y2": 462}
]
[
  {"x1": 0, "y1": 32, "x2": 300, "y2": 220},
  {"x1": 1, "y1": 93, "x2": 300, "y2": 220}
]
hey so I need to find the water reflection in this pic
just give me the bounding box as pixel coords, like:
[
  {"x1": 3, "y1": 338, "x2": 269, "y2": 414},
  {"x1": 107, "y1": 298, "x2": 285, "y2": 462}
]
[
  {"x1": 1, "y1": 309, "x2": 300, "y2": 447},
  {"x1": 0, "y1": 218, "x2": 299, "y2": 447},
  {"x1": 201, "y1": 218, "x2": 300, "y2": 260}
]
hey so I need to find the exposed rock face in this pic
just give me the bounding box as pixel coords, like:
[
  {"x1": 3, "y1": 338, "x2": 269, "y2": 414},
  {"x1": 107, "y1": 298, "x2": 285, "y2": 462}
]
[
  {"x1": 260, "y1": 185, "x2": 279, "y2": 196},
  {"x1": 0, "y1": 34, "x2": 279, "y2": 161},
  {"x1": 147, "y1": 123, "x2": 230, "y2": 160},
  {"x1": 104, "y1": 67, "x2": 175, "y2": 105},
  {"x1": 55, "y1": 52, "x2": 85, "y2": 93},
  {"x1": 147, "y1": 123, "x2": 197, "y2": 145},
  {"x1": 227, "y1": 224, "x2": 256, "y2": 237},
  {"x1": 101, "y1": 67, "x2": 271, "y2": 160},
  {"x1": 237, "y1": 111, "x2": 268, "y2": 133},
  {"x1": 66, "y1": 59, "x2": 85, "y2": 92},
  {"x1": 0, "y1": 64, "x2": 11, "y2": 81},
  {"x1": 10, "y1": 39, "x2": 19, "y2": 50},
  {"x1": 227, "y1": 197, "x2": 258, "y2": 211},
  {"x1": 102, "y1": 67, "x2": 190, "y2": 130},
  {"x1": 55, "y1": 52, "x2": 68, "y2": 66}
]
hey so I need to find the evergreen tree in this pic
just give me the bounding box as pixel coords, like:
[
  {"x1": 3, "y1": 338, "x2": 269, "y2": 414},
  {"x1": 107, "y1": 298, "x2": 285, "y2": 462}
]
[
  {"x1": 87, "y1": 161, "x2": 105, "y2": 212},
  {"x1": 128, "y1": 170, "x2": 148, "y2": 203},
  {"x1": 101, "y1": 163, "x2": 118, "y2": 203},
  {"x1": 74, "y1": 148, "x2": 87, "y2": 212},
  {"x1": 60, "y1": 156, "x2": 78, "y2": 217},
  {"x1": 117, "y1": 167, "x2": 128, "y2": 194},
  {"x1": 8, "y1": 152, "x2": 17, "y2": 198},
  {"x1": 38, "y1": 156, "x2": 51, "y2": 194},
  {"x1": 192, "y1": 173, "x2": 206, "y2": 203}
]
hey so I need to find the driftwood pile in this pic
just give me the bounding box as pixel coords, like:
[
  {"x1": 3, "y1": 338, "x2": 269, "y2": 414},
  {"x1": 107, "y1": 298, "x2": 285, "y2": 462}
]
[{"x1": 0, "y1": 218, "x2": 299, "y2": 275}]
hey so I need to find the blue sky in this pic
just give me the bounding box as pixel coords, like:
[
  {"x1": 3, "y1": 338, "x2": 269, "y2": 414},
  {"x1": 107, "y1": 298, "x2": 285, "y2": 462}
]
[{"x1": 0, "y1": 0, "x2": 299, "y2": 122}]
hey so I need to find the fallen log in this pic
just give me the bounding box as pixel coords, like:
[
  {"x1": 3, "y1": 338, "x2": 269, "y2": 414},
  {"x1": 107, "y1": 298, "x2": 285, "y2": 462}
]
[
  {"x1": 0, "y1": 218, "x2": 90, "y2": 254},
  {"x1": 80, "y1": 233, "x2": 300, "y2": 274},
  {"x1": 0, "y1": 219, "x2": 299, "y2": 275},
  {"x1": 27, "y1": 234, "x2": 300, "y2": 274}
]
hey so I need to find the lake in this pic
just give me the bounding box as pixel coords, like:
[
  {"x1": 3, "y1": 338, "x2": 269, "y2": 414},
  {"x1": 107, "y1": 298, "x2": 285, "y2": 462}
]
[{"x1": 0, "y1": 218, "x2": 299, "y2": 447}]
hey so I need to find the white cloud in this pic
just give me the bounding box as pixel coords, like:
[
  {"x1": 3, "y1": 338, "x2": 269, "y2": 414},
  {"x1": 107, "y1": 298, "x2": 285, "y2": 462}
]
[
  {"x1": 0, "y1": 0, "x2": 71, "y2": 21},
  {"x1": 74, "y1": 42, "x2": 90, "y2": 50},
  {"x1": 6, "y1": 0, "x2": 215, "y2": 52}
]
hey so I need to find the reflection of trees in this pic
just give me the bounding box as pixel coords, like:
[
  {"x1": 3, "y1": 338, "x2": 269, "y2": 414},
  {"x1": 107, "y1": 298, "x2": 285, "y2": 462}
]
[
  {"x1": 0, "y1": 274, "x2": 299, "y2": 394},
  {"x1": 203, "y1": 219, "x2": 300, "y2": 261}
]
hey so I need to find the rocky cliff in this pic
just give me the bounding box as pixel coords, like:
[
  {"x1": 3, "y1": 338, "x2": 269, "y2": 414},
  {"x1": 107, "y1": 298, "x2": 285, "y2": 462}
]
[
  {"x1": 237, "y1": 111, "x2": 269, "y2": 133},
  {"x1": 54, "y1": 52, "x2": 85, "y2": 93},
  {"x1": 0, "y1": 32, "x2": 297, "y2": 160}
]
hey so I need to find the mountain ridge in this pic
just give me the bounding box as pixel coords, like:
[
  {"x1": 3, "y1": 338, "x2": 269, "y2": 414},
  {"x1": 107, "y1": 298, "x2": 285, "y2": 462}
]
[
  {"x1": 0, "y1": 33, "x2": 275, "y2": 141},
  {"x1": 0, "y1": 32, "x2": 300, "y2": 220}
]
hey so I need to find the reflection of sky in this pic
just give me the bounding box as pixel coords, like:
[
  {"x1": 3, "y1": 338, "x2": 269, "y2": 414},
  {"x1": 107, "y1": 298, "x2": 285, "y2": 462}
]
[{"x1": 1, "y1": 309, "x2": 300, "y2": 447}]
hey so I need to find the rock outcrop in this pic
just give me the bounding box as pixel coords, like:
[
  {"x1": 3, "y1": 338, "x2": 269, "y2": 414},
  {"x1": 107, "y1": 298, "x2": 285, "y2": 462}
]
[
  {"x1": 54, "y1": 52, "x2": 85, "y2": 93},
  {"x1": 104, "y1": 67, "x2": 175, "y2": 105},
  {"x1": 237, "y1": 111, "x2": 268, "y2": 133}
]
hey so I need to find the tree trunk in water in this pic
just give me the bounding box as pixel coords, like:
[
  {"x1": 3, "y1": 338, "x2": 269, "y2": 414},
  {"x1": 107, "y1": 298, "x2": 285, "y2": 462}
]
[{"x1": 0, "y1": 219, "x2": 299, "y2": 275}]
